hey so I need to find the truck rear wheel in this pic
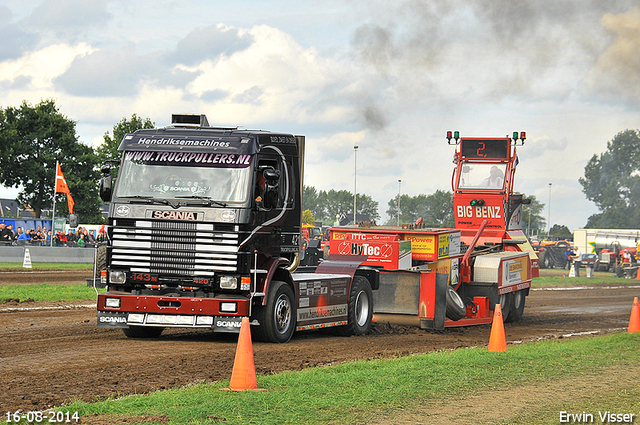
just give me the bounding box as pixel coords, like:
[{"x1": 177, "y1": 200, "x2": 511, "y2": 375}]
[
  {"x1": 339, "y1": 276, "x2": 373, "y2": 336},
  {"x1": 122, "y1": 326, "x2": 164, "y2": 338},
  {"x1": 445, "y1": 286, "x2": 466, "y2": 321},
  {"x1": 505, "y1": 290, "x2": 526, "y2": 323},
  {"x1": 253, "y1": 281, "x2": 296, "y2": 343}
]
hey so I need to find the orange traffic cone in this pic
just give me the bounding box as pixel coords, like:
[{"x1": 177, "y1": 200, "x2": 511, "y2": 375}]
[
  {"x1": 488, "y1": 304, "x2": 507, "y2": 352},
  {"x1": 228, "y1": 317, "x2": 258, "y2": 391},
  {"x1": 636, "y1": 268, "x2": 640, "y2": 280},
  {"x1": 629, "y1": 297, "x2": 640, "y2": 334}
]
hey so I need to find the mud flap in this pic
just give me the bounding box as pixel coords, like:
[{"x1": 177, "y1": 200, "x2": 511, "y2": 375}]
[{"x1": 420, "y1": 273, "x2": 447, "y2": 330}]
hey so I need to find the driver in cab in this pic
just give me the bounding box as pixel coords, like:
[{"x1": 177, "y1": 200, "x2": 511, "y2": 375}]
[{"x1": 481, "y1": 166, "x2": 503, "y2": 187}]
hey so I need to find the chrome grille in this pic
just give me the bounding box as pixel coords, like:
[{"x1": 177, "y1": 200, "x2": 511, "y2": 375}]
[{"x1": 110, "y1": 219, "x2": 238, "y2": 276}]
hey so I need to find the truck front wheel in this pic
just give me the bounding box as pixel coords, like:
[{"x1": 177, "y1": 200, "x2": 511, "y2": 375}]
[
  {"x1": 253, "y1": 281, "x2": 296, "y2": 343},
  {"x1": 122, "y1": 326, "x2": 164, "y2": 338},
  {"x1": 339, "y1": 276, "x2": 373, "y2": 336}
]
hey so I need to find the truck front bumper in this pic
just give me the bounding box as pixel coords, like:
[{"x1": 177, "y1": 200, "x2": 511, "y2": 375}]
[{"x1": 97, "y1": 293, "x2": 250, "y2": 333}]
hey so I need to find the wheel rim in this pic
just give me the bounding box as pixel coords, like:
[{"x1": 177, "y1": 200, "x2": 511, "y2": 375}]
[
  {"x1": 355, "y1": 290, "x2": 370, "y2": 327},
  {"x1": 499, "y1": 293, "x2": 508, "y2": 311},
  {"x1": 274, "y1": 294, "x2": 292, "y2": 333},
  {"x1": 513, "y1": 290, "x2": 524, "y2": 309}
]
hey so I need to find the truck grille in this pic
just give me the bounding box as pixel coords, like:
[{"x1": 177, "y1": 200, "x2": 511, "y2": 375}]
[{"x1": 110, "y1": 219, "x2": 238, "y2": 277}]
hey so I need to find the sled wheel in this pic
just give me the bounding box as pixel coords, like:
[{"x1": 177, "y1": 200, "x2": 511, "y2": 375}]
[
  {"x1": 499, "y1": 292, "x2": 512, "y2": 322},
  {"x1": 505, "y1": 290, "x2": 526, "y2": 323},
  {"x1": 253, "y1": 281, "x2": 296, "y2": 343},
  {"x1": 445, "y1": 286, "x2": 466, "y2": 321},
  {"x1": 339, "y1": 276, "x2": 373, "y2": 336},
  {"x1": 122, "y1": 326, "x2": 164, "y2": 338}
]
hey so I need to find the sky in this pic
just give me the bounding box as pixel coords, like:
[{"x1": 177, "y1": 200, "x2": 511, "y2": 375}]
[{"x1": 1, "y1": 0, "x2": 639, "y2": 232}]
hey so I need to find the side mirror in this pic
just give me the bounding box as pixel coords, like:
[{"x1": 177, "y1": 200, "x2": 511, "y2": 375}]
[
  {"x1": 100, "y1": 175, "x2": 112, "y2": 202},
  {"x1": 69, "y1": 214, "x2": 79, "y2": 228}
]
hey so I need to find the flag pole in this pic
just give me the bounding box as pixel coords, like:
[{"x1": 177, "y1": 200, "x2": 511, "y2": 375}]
[{"x1": 51, "y1": 161, "x2": 57, "y2": 247}]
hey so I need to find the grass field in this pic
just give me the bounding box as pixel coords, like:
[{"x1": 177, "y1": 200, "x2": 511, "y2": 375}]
[
  {"x1": 0, "y1": 283, "x2": 103, "y2": 302},
  {"x1": 57, "y1": 333, "x2": 640, "y2": 425}
]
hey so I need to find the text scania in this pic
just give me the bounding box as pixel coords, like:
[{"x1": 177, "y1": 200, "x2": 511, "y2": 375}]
[
  {"x1": 456, "y1": 205, "x2": 502, "y2": 219},
  {"x1": 125, "y1": 151, "x2": 252, "y2": 166}
]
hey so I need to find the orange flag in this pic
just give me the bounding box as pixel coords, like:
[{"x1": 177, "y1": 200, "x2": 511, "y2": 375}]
[{"x1": 56, "y1": 163, "x2": 74, "y2": 214}]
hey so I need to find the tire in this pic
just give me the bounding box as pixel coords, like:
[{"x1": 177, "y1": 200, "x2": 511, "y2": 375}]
[
  {"x1": 537, "y1": 251, "x2": 546, "y2": 269},
  {"x1": 338, "y1": 276, "x2": 373, "y2": 336},
  {"x1": 95, "y1": 244, "x2": 107, "y2": 278},
  {"x1": 499, "y1": 292, "x2": 512, "y2": 322},
  {"x1": 542, "y1": 252, "x2": 552, "y2": 269},
  {"x1": 253, "y1": 281, "x2": 296, "y2": 343},
  {"x1": 505, "y1": 290, "x2": 525, "y2": 323},
  {"x1": 445, "y1": 286, "x2": 466, "y2": 321},
  {"x1": 122, "y1": 326, "x2": 164, "y2": 338}
]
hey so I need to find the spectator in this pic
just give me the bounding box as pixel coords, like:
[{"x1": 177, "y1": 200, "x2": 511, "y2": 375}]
[
  {"x1": 0, "y1": 223, "x2": 12, "y2": 245},
  {"x1": 67, "y1": 230, "x2": 76, "y2": 247},
  {"x1": 17, "y1": 229, "x2": 32, "y2": 245},
  {"x1": 97, "y1": 225, "x2": 107, "y2": 243},
  {"x1": 77, "y1": 233, "x2": 86, "y2": 248},
  {"x1": 58, "y1": 231, "x2": 68, "y2": 247}
]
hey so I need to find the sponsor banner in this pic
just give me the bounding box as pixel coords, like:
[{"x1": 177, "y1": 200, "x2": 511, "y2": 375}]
[
  {"x1": 124, "y1": 150, "x2": 253, "y2": 169},
  {"x1": 329, "y1": 240, "x2": 412, "y2": 270},
  {"x1": 438, "y1": 232, "x2": 461, "y2": 259},
  {"x1": 213, "y1": 316, "x2": 243, "y2": 333},
  {"x1": 502, "y1": 256, "x2": 529, "y2": 285},
  {"x1": 331, "y1": 231, "x2": 399, "y2": 242},
  {"x1": 97, "y1": 311, "x2": 128, "y2": 328}
]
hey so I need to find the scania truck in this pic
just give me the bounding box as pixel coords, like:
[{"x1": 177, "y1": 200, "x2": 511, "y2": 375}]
[{"x1": 96, "y1": 114, "x2": 377, "y2": 342}]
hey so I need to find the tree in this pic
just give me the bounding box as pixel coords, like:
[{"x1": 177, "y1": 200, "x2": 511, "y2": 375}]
[
  {"x1": 302, "y1": 186, "x2": 380, "y2": 224},
  {"x1": 386, "y1": 190, "x2": 454, "y2": 227},
  {"x1": 520, "y1": 194, "x2": 546, "y2": 236},
  {"x1": 302, "y1": 209, "x2": 315, "y2": 225},
  {"x1": 0, "y1": 100, "x2": 101, "y2": 220},
  {"x1": 96, "y1": 113, "x2": 155, "y2": 176},
  {"x1": 580, "y1": 129, "x2": 640, "y2": 228},
  {"x1": 549, "y1": 224, "x2": 572, "y2": 239}
]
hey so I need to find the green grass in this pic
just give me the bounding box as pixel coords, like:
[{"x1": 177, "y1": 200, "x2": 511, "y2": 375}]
[
  {"x1": 0, "y1": 262, "x2": 93, "y2": 270},
  {"x1": 0, "y1": 283, "x2": 103, "y2": 303},
  {"x1": 58, "y1": 333, "x2": 640, "y2": 425}
]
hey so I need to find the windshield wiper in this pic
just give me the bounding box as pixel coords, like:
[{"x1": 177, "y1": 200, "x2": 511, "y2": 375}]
[
  {"x1": 175, "y1": 195, "x2": 227, "y2": 207},
  {"x1": 119, "y1": 196, "x2": 180, "y2": 208}
]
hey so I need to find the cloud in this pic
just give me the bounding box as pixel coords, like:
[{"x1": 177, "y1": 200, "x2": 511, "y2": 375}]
[
  {"x1": 25, "y1": 0, "x2": 111, "y2": 42},
  {"x1": 0, "y1": 6, "x2": 39, "y2": 61},
  {"x1": 54, "y1": 44, "x2": 159, "y2": 97}
]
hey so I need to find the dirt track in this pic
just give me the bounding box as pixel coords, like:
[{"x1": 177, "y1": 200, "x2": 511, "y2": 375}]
[{"x1": 0, "y1": 269, "x2": 638, "y2": 413}]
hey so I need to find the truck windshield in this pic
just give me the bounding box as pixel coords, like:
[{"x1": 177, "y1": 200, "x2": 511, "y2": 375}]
[
  {"x1": 114, "y1": 151, "x2": 253, "y2": 203},
  {"x1": 458, "y1": 163, "x2": 506, "y2": 190}
]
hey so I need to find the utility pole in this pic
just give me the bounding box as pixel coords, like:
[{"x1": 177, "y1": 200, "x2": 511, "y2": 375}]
[
  {"x1": 397, "y1": 179, "x2": 402, "y2": 226},
  {"x1": 353, "y1": 146, "x2": 358, "y2": 225}
]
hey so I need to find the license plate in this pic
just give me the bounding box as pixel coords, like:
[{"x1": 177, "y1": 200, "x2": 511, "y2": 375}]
[{"x1": 131, "y1": 272, "x2": 159, "y2": 283}]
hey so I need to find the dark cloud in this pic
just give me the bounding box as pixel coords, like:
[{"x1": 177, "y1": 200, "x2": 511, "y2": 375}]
[{"x1": 163, "y1": 25, "x2": 253, "y2": 66}]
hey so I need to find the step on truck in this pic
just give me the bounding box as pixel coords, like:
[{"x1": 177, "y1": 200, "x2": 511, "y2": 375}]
[{"x1": 96, "y1": 114, "x2": 378, "y2": 342}]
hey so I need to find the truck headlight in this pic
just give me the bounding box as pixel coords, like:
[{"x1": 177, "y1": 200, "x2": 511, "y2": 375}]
[
  {"x1": 105, "y1": 297, "x2": 121, "y2": 308},
  {"x1": 219, "y1": 276, "x2": 238, "y2": 289},
  {"x1": 109, "y1": 270, "x2": 126, "y2": 284}
]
